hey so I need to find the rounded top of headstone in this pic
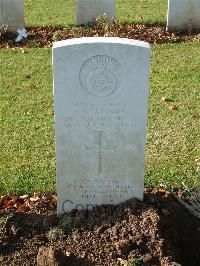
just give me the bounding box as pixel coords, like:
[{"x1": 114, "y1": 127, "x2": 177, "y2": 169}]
[{"x1": 53, "y1": 37, "x2": 151, "y2": 49}]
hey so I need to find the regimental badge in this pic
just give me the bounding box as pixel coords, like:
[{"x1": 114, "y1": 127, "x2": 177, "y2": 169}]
[{"x1": 80, "y1": 55, "x2": 123, "y2": 97}]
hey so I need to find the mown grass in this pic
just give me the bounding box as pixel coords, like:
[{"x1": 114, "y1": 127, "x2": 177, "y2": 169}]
[
  {"x1": 0, "y1": 49, "x2": 55, "y2": 194},
  {"x1": 0, "y1": 43, "x2": 199, "y2": 194},
  {"x1": 24, "y1": 0, "x2": 168, "y2": 27},
  {"x1": 25, "y1": 0, "x2": 75, "y2": 27},
  {"x1": 117, "y1": 0, "x2": 168, "y2": 25},
  {"x1": 147, "y1": 43, "x2": 200, "y2": 187}
]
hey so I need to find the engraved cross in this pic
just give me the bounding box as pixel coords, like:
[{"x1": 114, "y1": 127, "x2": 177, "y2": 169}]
[{"x1": 85, "y1": 131, "x2": 117, "y2": 176}]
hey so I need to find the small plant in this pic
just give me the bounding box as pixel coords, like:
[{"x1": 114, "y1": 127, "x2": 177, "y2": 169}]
[
  {"x1": 58, "y1": 214, "x2": 74, "y2": 231},
  {"x1": 47, "y1": 227, "x2": 65, "y2": 243},
  {"x1": 50, "y1": 14, "x2": 117, "y2": 42},
  {"x1": 124, "y1": 258, "x2": 143, "y2": 266},
  {"x1": 162, "y1": 159, "x2": 200, "y2": 219},
  {"x1": 71, "y1": 229, "x2": 79, "y2": 242},
  {"x1": 52, "y1": 30, "x2": 61, "y2": 41},
  {"x1": 95, "y1": 13, "x2": 117, "y2": 35},
  {"x1": 125, "y1": 259, "x2": 136, "y2": 266},
  {"x1": 96, "y1": 13, "x2": 110, "y2": 26}
]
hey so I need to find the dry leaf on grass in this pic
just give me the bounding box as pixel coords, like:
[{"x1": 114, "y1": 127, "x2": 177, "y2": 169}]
[
  {"x1": 168, "y1": 104, "x2": 177, "y2": 111},
  {"x1": 47, "y1": 109, "x2": 54, "y2": 115},
  {"x1": 20, "y1": 48, "x2": 26, "y2": 54},
  {"x1": 162, "y1": 96, "x2": 169, "y2": 102}
]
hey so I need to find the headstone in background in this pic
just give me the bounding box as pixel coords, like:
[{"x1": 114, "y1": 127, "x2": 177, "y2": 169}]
[
  {"x1": 167, "y1": 0, "x2": 200, "y2": 31},
  {"x1": 0, "y1": 0, "x2": 24, "y2": 33},
  {"x1": 53, "y1": 37, "x2": 151, "y2": 214},
  {"x1": 76, "y1": 0, "x2": 115, "y2": 25}
]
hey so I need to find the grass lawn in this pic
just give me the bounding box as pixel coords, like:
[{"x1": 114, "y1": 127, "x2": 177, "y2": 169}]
[
  {"x1": 24, "y1": 0, "x2": 168, "y2": 27},
  {"x1": 0, "y1": 49, "x2": 55, "y2": 194},
  {"x1": 0, "y1": 43, "x2": 199, "y2": 195}
]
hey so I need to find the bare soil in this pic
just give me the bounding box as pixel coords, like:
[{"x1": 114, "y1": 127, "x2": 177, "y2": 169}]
[{"x1": 0, "y1": 189, "x2": 199, "y2": 266}]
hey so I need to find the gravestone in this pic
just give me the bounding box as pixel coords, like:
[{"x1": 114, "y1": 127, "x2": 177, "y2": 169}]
[
  {"x1": 0, "y1": 0, "x2": 24, "y2": 33},
  {"x1": 167, "y1": 0, "x2": 200, "y2": 31},
  {"x1": 53, "y1": 37, "x2": 151, "y2": 214},
  {"x1": 76, "y1": 0, "x2": 115, "y2": 25}
]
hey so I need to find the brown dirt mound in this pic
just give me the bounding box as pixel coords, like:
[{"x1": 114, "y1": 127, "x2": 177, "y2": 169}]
[{"x1": 0, "y1": 189, "x2": 199, "y2": 266}]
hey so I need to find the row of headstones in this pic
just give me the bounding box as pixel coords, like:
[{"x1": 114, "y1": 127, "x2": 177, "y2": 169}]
[{"x1": 1, "y1": 0, "x2": 200, "y2": 33}]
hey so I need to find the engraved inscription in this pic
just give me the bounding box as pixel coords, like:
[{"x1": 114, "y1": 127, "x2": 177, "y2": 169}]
[
  {"x1": 85, "y1": 131, "x2": 117, "y2": 176},
  {"x1": 62, "y1": 177, "x2": 132, "y2": 212},
  {"x1": 65, "y1": 102, "x2": 137, "y2": 130},
  {"x1": 80, "y1": 55, "x2": 123, "y2": 97}
]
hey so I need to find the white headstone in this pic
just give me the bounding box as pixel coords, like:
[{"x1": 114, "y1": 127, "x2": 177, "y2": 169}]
[
  {"x1": 0, "y1": 0, "x2": 24, "y2": 33},
  {"x1": 167, "y1": 0, "x2": 200, "y2": 31},
  {"x1": 53, "y1": 37, "x2": 151, "y2": 214},
  {"x1": 76, "y1": 0, "x2": 115, "y2": 25}
]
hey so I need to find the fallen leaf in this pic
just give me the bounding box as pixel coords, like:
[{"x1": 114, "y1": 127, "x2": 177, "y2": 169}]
[
  {"x1": 24, "y1": 199, "x2": 30, "y2": 208},
  {"x1": 158, "y1": 188, "x2": 166, "y2": 193},
  {"x1": 162, "y1": 96, "x2": 169, "y2": 102},
  {"x1": 20, "y1": 194, "x2": 29, "y2": 199},
  {"x1": 47, "y1": 109, "x2": 54, "y2": 115},
  {"x1": 30, "y1": 192, "x2": 41, "y2": 202},
  {"x1": 2, "y1": 199, "x2": 11, "y2": 206},
  {"x1": 1, "y1": 195, "x2": 11, "y2": 201},
  {"x1": 51, "y1": 195, "x2": 57, "y2": 204},
  {"x1": 20, "y1": 48, "x2": 26, "y2": 54},
  {"x1": 15, "y1": 203, "x2": 28, "y2": 213},
  {"x1": 34, "y1": 192, "x2": 41, "y2": 197},
  {"x1": 117, "y1": 258, "x2": 126, "y2": 265},
  {"x1": 30, "y1": 196, "x2": 40, "y2": 202},
  {"x1": 12, "y1": 196, "x2": 19, "y2": 204},
  {"x1": 66, "y1": 251, "x2": 71, "y2": 257},
  {"x1": 168, "y1": 104, "x2": 177, "y2": 111},
  {"x1": 3, "y1": 203, "x2": 13, "y2": 209}
]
